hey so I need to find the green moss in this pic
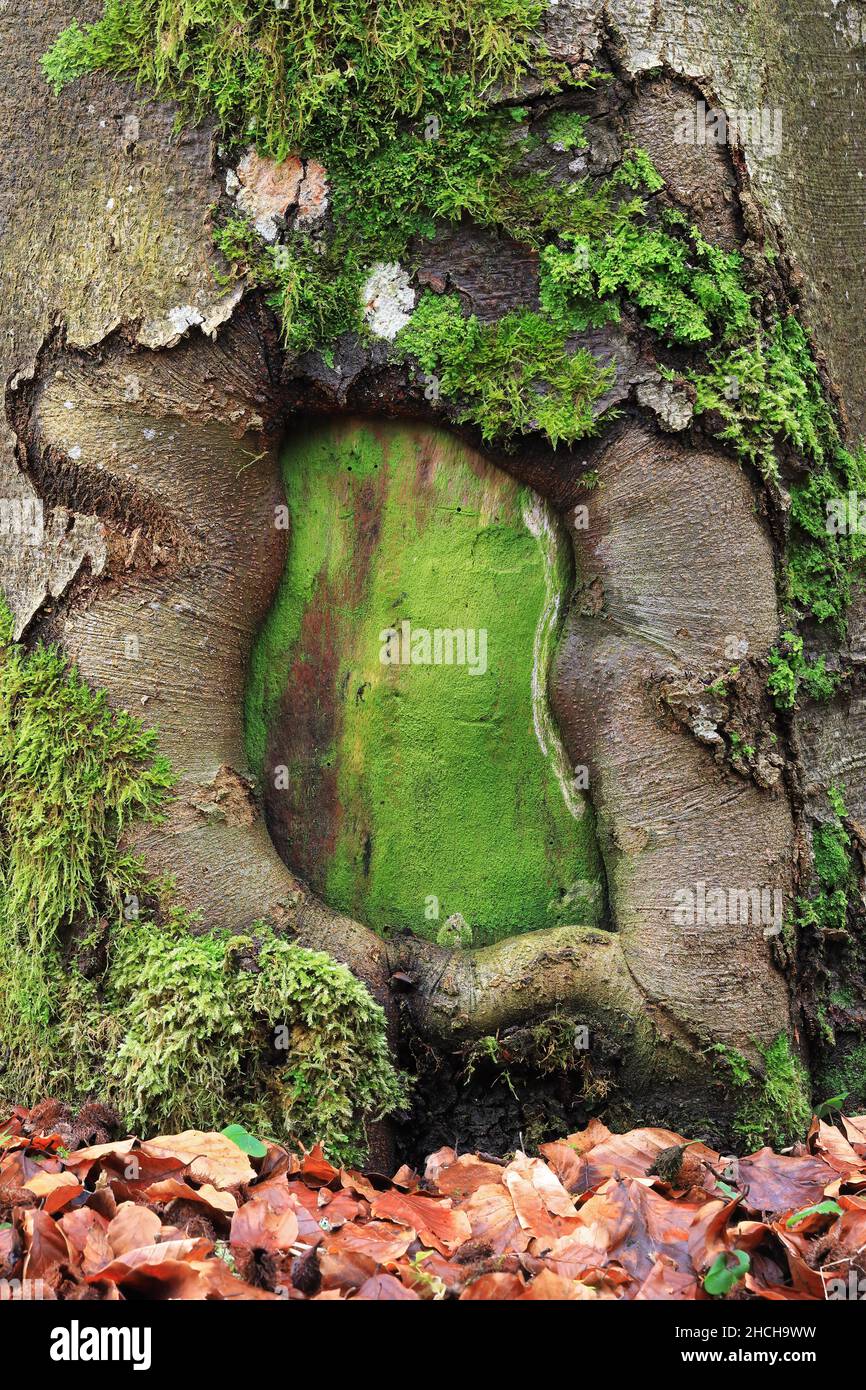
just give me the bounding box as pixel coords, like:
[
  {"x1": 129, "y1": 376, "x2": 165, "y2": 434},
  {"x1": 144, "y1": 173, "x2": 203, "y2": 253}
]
[
  {"x1": 107, "y1": 912, "x2": 408, "y2": 1164},
  {"x1": 463, "y1": 1011, "x2": 590, "y2": 1079},
  {"x1": 46, "y1": 4, "x2": 761, "y2": 452},
  {"x1": 245, "y1": 419, "x2": 605, "y2": 944},
  {"x1": 711, "y1": 1041, "x2": 753, "y2": 1088},
  {"x1": 0, "y1": 597, "x2": 406, "y2": 1162},
  {"x1": 767, "y1": 630, "x2": 843, "y2": 710},
  {"x1": 813, "y1": 823, "x2": 852, "y2": 895},
  {"x1": 831, "y1": 986, "x2": 854, "y2": 1008},
  {"x1": 0, "y1": 603, "x2": 172, "y2": 1044},
  {"x1": 794, "y1": 786, "x2": 857, "y2": 941},
  {"x1": 788, "y1": 442, "x2": 866, "y2": 630},
  {"x1": 44, "y1": 3, "x2": 866, "y2": 625},
  {"x1": 215, "y1": 217, "x2": 364, "y2": 355},
  {"x1": 397, "y1": 293, "x2": 614, "y2": 446},
  {"x1": 613, "y1": 148, "x2": 665, "y2": 194},
  {"x1": 545, "y1": 109, "x2": 589, "y2": 152},
  {"x1": 714, "y1": 1034, "x2": 812, "y2": 1150},
  {"x1": 540, "y1": 207, "x2": 751, "y2": 345},
  {"x1": 46, "y1": 0, "x2": 561, "y2": 366},
  {"x1": 462, "y1": 1011, "x2": 608, "y2": 1111},
  {"x1": 815, "y1": 1041, "x2": 866, "y2": 1111},
  {"x1": 684, "y1": 317, "x2": 831, "y2": 480},
  {"x1": 43, "y1": 0, "x2": 548, "y2": 161}
]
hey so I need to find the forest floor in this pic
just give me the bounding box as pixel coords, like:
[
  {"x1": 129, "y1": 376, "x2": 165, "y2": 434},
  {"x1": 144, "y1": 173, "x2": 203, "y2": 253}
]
[{"x1": 1, "y1": 1100, "x2": 864, "y2": 1301}]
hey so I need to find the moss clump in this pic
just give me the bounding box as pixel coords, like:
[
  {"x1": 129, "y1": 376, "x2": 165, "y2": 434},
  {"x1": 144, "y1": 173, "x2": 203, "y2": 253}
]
[
  {"x1": 43, "y1": 4, "x2": 866, "y2": 624},
  {"x1": 815, "y1": 1041, "x2": 866, "y2": 1111},
  {"x1": 0, "y1": 597, "x2": 406, "y2": 1162},
  {"x1": 214, "y1": 217, "x2": 365, "y2": 356},
  {"x1": 545, "y1": 109, "x2": 589, "y2": 152},
  {"x1": 714, "y1": 1035, "x2": 811, "y2": 1150},
  {"x1": 795, "y1": 786, "x2": 856, "y2": 941},
  {"x1": 42, "y1": 0, "x2": 547, "y2": 161},
  {"x1": 767, "y1": 630, "x2": 843, "y2": 711},
  {"x1": 685, "y1": 317, "x2": 835, "y2": 480},
  {"x1": 0, "y1": 601, "x2": 172, "y2": 1049},
  {"x1": 462, "y1": 1011, "x2": 608, "y2": 1103},
  {"x1": 43, "y1": 0, "x2": 562, "y2": 367},
  {"x1": 45, "y1": 4, "x2": 760, "y2": 452},
  {"x1": 540, "y1": 209, "x2": 751, "y2": 345},
  {"x1": 813, "y1": 790, "x2": 854, "y2": 893},
  {"x1": 107, "y1": 912, "x2": 408, "y2": 1164},
  {"x1": 397, "y1": 293, "x2": 614, "y2": 446}
]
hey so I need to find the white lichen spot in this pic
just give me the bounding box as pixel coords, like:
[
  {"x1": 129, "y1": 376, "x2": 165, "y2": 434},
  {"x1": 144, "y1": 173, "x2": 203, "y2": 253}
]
[
  {"x1": 142, "y1": 428, "x2": 156, "y2": 442},
  {"x1": 69, "y1": 446, "x2": 82, "y2": 461},
  {"x1": 635, "y1": 376, "x2": 694, "y2": 432},
  {"x1": 362, "y1": 262, "x2": 415, "y2": 340},
  {"x1": 138, "y1": 282, "x2": 244, "y2": 350},
  {"x1": 167, "y1": 304, "x2": 204, "y2": 337}
]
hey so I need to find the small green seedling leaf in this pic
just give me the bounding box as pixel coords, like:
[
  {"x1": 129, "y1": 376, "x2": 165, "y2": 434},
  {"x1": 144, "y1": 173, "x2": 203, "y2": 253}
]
[
  {"x1": 815, "y1": 1093, "x2": 849, "y2": 1119},
  {"x1": 703, "y1": 1250, "x2": 750, "y2": 1296},
  {"x1": 221, "y1": 1123, "x2": 267, "y2": 1158},
  {"x1": 786, "y1": 1199, "x2": 843, "y2": 1228}
]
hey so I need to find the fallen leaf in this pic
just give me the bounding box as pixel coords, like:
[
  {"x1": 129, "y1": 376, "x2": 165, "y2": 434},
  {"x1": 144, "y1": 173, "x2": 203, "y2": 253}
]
[
  {"x1": 107, "y1": 1202, "x2": 163, "y2": 1256},
  {"x1": 145, "y1": 1178, "x2": 238, "y2": 1217},
  {"x1": 458, "y1": 1183, "x2": 528, "y2": 1256},
  {"x1": 145, "y1": 1131, "x2": 255, "y2": 1188},
  {"x1": 435, "y1": 1155, "x2": 507, "y2": 1199},
  {"x1": 230, "y1": 1196, "x2": 299, "y2": 1252},
  {"x1": 370, "y1": 1190, "x2": 471, "y2": 1256},
  {"x1": 808, "y1": 1119, "x2": 863, "y2": 1176},
  {"x1": 326, "y1": 1219, "x2": 414, "y2": 1264},
  {"x1": 354, "y1": 1272, "x2": 420, "y2": 1300},
  {"x1": 24, "y1": 1171, "x2": 79, "y2": 1198},
  {"x1": 460, "y1": 1272, "x2": 526, "y2": 1300},
  {"x1": 22, "y1": 1209, "x2": 70, "y2": 1282},
  {"x1": 737, "y1": 1148, "x2": 836, "y2": 1214},
  {"x1": 521, "y1": 1268, "x2": 598, "y2": 1299},
  {"x1": 88, "y1": 1237, "x2": 214, "y2": 1285}
]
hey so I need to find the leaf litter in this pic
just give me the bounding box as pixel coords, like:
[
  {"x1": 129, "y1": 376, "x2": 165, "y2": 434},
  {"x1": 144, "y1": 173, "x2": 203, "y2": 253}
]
[{"x1": 2, "y1": 1099, "x2": 865, "y2": 1301}]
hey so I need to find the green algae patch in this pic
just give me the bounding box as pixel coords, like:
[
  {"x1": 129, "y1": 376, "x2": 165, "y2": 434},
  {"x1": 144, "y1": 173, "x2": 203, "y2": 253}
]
[{"x1": 246, "y1": 418, "x2": 604, "y2": 946}]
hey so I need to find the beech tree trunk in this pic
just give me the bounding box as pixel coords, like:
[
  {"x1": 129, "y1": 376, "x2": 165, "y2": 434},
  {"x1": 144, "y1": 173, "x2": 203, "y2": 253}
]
[{"x1": 2, "y1": 0, "x2": 866, "y2": 1159}]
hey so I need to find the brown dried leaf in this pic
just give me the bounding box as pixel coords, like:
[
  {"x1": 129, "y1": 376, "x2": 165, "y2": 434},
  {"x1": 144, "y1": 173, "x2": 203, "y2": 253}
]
[
  {"x1": 144, "y1": 1131, "x2": 255, "y2": 1189},
  {"x1": 230, "y1": 1196, "x2": 300, "y2": 1253},
  {"x1": 326, "y1": 1219, "x2": 415, "y2": 1264},
  {"x1": 353, "y1": 1272, "x2": 421, "y2": 1300},
  {"x1": 145, "y1": 1178, "x2": 238, "y2": 1216},
  {"x1": 107, "y1": 1202, "x2": 163, "y2": 1256},
  {"x1": 737, "y1": 1148, "x2": 836, "y2": 1213},
  {"x1": 370, "y1": 1190, "x2": 471, "y2": 1256},
  {"x1": 521, "y1": 1268, "x2": 598, "y2": 1300},
  {"x1": 460, "y1": 1272, "x2": 526, "y2": 1300}
]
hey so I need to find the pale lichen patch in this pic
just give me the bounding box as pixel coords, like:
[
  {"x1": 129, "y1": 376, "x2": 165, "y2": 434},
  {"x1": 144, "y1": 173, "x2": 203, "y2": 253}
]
[{"x1": 362, "y1": 262, "x2": 415, "y2": 339}]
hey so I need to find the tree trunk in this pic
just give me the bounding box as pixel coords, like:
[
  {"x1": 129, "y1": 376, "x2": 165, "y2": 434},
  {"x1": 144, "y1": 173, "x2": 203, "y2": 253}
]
[{"x1": 2, "y1": 0, "x2": 865, "y2": 1162}]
